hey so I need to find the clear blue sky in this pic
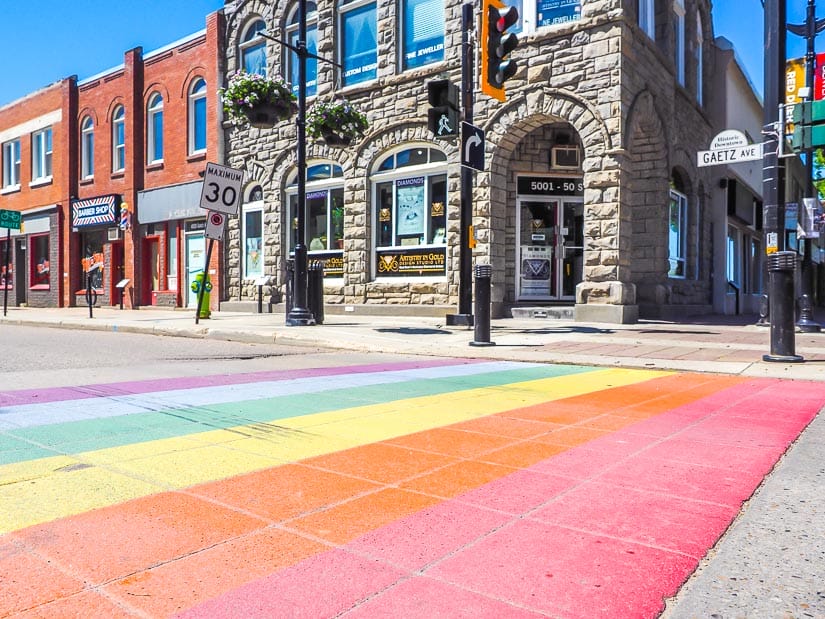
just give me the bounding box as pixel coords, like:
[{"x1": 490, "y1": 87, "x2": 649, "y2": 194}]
[
  {"x1": 0, "y1": 0, "x2": 224, "y2": 108},
  {"x1": 0, "y1": 1, "x2": 819, "y2": 108}
]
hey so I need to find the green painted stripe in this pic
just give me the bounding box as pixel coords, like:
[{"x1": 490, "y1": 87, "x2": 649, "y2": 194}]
[{"x1": 1, "y1": 364, "x2": 596, "y2": 466}]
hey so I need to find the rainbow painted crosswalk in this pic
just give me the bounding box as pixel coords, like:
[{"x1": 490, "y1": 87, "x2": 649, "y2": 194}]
[{"x1": 1, "y1": 359, "x2": 822, "y2": 618}]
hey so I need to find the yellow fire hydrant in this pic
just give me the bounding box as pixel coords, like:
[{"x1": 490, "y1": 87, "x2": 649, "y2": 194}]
[{"x1": 190, "y1": 272, "x2": 213, "y2": 319}]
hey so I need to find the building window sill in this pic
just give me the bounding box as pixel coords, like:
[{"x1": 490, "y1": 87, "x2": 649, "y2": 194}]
[{"x1": 29, "y1": 177, "x2": 53, "y2": 189}]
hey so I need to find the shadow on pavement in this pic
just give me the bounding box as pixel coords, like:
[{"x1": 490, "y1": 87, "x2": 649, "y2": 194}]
[{"x1": 374, "y1": 327, "x2": 452, "y2": 336}]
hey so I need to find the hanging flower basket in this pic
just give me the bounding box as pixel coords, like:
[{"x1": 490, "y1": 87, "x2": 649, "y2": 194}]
[
  {"x1": 219, "y1": 71, "x2": 297, "y2": 129},
  {"x1": 307, "y1": 99, "x2": 369, "y2": 146}
]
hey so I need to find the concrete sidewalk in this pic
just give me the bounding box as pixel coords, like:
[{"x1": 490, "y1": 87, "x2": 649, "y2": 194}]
[{"x1": 2, "y1": 305, "x2": 825, "y2": 380}]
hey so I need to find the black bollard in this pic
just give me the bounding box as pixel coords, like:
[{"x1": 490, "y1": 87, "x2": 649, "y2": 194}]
[
  {"x1": 470, "y1": 264, "x2": 495, "y2": 347},
  {"x1": 763, "y1": 251, "x2": 803, "y2": 362}
]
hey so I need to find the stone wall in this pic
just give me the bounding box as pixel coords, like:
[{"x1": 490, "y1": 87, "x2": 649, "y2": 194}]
[{"x1": 221, "y1": 0, "x2": 718, "y2": 321}]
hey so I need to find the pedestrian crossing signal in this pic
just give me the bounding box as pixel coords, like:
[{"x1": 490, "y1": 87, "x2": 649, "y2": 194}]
[{"x1": 427, "y1": 79, "x2": 460, "y2": 139}]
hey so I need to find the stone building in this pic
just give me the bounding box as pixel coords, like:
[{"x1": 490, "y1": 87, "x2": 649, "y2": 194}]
[{"x1": 220, "y1": 0, "x2": 724, "y2": 323}]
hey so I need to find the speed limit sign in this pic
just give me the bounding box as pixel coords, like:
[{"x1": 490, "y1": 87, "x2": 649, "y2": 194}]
[
  {"x1": 205, "y1": 211, "x2": 226, "y2": 241},
  {"x1": 200, "y1": 162, "x2": 244, "y2": 216}
]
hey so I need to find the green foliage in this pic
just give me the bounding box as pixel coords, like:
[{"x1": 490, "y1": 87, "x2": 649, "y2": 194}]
[
  {"x1": 219, "y1": 71, "x2": 297, "y2": 124},
  {"x1": 306, "y1": 99, "x2": 369, "y2": 142}
]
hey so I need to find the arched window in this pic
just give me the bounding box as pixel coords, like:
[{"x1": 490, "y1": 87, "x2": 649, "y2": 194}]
[
  {"x1": 241, "y1": 19, "x2": 267, "y2": 75},
  {"x1": 112, "y1": 105, "x2": 125, "y2": 172},
  {"x1": 286, "y1": 3, "x2": 318, "y2": 97},
  {"x1": 147, "y1": 93, "x2": 164, "y2": 164},
  {"x1": 401, "y1": 0, "x2": 444, "y2": 70},
  {"x1": 287, "y1": 164, "x2": 345, "y2": 267},
  {"x1": 242, "y1": 185, "x2": 265, "y2": 279},
  {"x1": 81, "y1": 116, "x2": 94, "y2": 179},
  {"x1": 188, "y1": 78, "x2": 207, "y2": 154},
  {"x1": 339, "y1": 0, "x2": 377, "y2": 87},
  {"x1": 371, "y1": 147, "x2": 448, "y2": 278}
]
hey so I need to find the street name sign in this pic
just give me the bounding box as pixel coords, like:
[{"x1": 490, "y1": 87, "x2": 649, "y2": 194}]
[
  {"x1": 697, "y1": 143, "x2": 763, "y2": 167},
  {"x1": 199, "y1": 162, "x2": 244, "y2": 216},
  {"x1": 0, "y1": 209, "x2": 21, "y2": 230},
  {"x1": 697, "y1": 130, "x2": 763, "y2": 167}
]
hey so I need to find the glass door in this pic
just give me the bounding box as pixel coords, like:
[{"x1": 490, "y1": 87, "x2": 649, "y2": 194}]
[
  {"x1": 184, "y1": 232, "x2": 205, "y2": 308},
  {"x1": 560, "y1": 201, "x2": 583, "y2": 298},
  {"x1": 517, "y1": 198, "x2": 583, "y2": 301},
  {"x1": 517, "y1": 200, "x2": 557, "y2": 300}
]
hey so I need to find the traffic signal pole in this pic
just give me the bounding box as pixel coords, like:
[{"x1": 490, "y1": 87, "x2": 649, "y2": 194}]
[
  {"x1": 788, "y1": 0, "x2": 825, "y2": 332},
  {"x1": 447, "y1": 2, "x2": 476, "y2": 326},
  {"x1": 763, "y1": 0, "x2": 803, "y2": 362}
]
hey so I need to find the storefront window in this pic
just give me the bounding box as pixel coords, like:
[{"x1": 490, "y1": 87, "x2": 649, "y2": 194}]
[
  {"x1": 30, "y1": 234, "x2": 50, "y2": 287},
  {"x1": 372, "y1": 147, "x2": 447, "y2": 277},
  {"x1": 287, "y1": 164, "x2": 345, "y2": 278},
  {"x1": 80, "y1": 230, "x2": 105, "y2": 289},
  {"x1": 242, "y1": 185, "x2": 264, "y2": 279}
]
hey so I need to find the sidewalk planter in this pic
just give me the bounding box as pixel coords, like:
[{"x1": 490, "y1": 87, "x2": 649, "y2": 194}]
[
  {"x1": 220, "y1": 71, "x2": 297, "y2": 129},
  {"x1": 307, "y1": 99, "x2": 368, "y2": 146}
]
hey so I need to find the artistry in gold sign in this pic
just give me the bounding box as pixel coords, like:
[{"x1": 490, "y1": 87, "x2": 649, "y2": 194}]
[{"x1": 377, "y1": 248, "x2": 446, "y2": 276}]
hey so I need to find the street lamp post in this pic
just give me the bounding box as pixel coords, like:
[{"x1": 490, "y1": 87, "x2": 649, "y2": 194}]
[{"x1": 285, "y1": 0, "x2": 315, "y2": 326}]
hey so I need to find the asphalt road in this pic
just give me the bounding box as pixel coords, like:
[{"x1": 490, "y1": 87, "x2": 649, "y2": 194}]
[{"x1": 0, "y1": 324, "x2": 408, "y2": 389}]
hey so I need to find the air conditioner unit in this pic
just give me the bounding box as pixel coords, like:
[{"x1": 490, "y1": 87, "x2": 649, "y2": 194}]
[
  {"x1": 551, "y1": 146, "x2": 580, "y2": 170},
  {"x1": 107, "y1": 227, "x2": 121, "y2": 241}
]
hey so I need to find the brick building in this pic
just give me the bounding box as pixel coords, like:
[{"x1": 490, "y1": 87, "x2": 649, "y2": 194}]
[
  {"x1": 74, "y1": 11, "x2": 225, "y2": 310},
  {"x1": 0, "y1": 10, "x2": 225, "y2": 310},
  {"x1": 218, "y1": 0, "x2": 739, "y2": 323},
  {"x1": 0, "y1": 80, "x2": 73, "y2": 308}
]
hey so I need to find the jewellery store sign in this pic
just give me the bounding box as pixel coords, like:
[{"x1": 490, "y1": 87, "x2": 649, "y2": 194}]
[{"x1": 376, "y1": 247, "x2": 446, "y2": 277}]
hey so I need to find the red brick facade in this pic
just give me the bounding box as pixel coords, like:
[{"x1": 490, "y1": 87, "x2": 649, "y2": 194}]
[{"x1": 0, "y1": 10, "x2": 224, "y2": 310}]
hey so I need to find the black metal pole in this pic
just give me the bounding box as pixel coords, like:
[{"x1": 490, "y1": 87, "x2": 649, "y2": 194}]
[
  {"x1": 790, "y1": 0, "x2": 824, "y2": 331},
  {"x1": 3, "y1": 228, "x2": 9, "y2": 316},
  {"x1": 447, "y1": 2, "x2": 476, "y2": 327},
  {"x1": 286, "y1": 0, "x2": 315, "y2": 326},
  {"x1": 764, "y1": 0, "x2": 803, "y2": 361}
]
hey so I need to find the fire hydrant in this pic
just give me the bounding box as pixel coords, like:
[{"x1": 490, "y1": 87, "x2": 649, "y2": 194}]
[{"x1": 190, "y1": 272, "x2": 213, "y2": 319}]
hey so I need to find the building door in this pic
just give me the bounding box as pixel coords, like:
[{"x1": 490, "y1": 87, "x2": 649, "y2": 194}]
[
  {"x1": 142, "y1": 237, "x2": 160, "y2": 305},
  {"x1": 184, "y1": 232, "x2": 205, "y2": 308},
  {"x1": 15, "y1": 239, "x2": 26, "y2": 306},
  {"x1": 516, "y1": 198, "x2": 583, "y2": 302}
]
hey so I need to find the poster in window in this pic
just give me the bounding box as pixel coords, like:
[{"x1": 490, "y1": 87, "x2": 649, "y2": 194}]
[
  {"x1": 537, "y1": 0, "x2": 581, "y2": 27},
  {"x1": 396, "y1": 176, "x2": 426, "y2": 237}
]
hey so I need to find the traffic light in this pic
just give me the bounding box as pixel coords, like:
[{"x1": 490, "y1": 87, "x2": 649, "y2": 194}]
[
  {"x1": 792, "y1": 100, "x2": 825, "y2": 150},
  {"x1": 427, "y1": 79, "x2": 460, "y2": 138},
  {"x1": 481, "y1": 0, "x2": 519, "y2": 102}
]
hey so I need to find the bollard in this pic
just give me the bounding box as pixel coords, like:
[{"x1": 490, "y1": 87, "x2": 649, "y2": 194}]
[
  {"x1": 763, "y1": 251, "x2": 803, "y2": 363},
  {"x1": 307, "y1": 260, "x2": 325, "y2": 324},
  {"x1": 470, "y1": 264, "x2": 495, "y2": 347},
  {"x1": 285, "y1": 259, "x2": 295, "y2": 323}
]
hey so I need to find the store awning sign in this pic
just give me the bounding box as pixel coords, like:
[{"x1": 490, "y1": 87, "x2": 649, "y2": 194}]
[{"x1": 72, "y1": 195, "x2": 118, "y2": 228}]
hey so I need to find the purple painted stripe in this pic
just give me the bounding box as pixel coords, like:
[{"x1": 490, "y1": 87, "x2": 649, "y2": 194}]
[{"x1": 0, "y1": 358, "x2": 477, "y2": 407}]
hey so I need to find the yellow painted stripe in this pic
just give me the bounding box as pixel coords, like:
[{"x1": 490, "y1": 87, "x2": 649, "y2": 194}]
[{"x1": 0, "y1": 368, "x2": 665, "y2": 534}]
